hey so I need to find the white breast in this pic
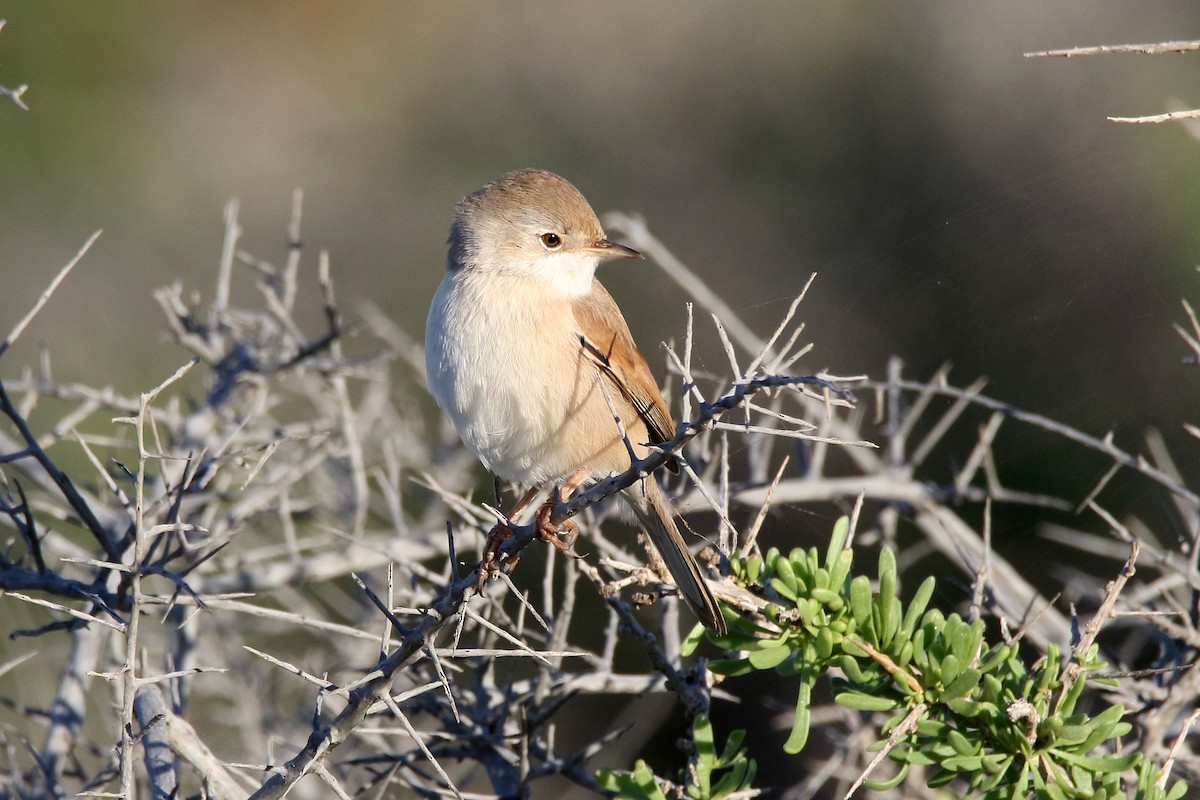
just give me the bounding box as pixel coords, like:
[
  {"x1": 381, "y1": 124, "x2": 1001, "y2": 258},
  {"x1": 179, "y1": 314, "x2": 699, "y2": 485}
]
[{"x1": 425, "y1": 261, "x2": 609, "y2": 486}]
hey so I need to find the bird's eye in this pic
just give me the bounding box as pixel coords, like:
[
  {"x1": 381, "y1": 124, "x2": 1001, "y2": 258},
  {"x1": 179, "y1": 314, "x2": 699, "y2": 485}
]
[{"x1": 539, "y1": 232, "x2": 562, "y2": 249}]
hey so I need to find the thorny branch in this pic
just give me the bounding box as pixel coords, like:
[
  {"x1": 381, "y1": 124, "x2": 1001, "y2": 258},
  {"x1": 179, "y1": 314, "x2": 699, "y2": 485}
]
[{"x1": 1, "y1": 202, "x2": 1197, "y2": 798}]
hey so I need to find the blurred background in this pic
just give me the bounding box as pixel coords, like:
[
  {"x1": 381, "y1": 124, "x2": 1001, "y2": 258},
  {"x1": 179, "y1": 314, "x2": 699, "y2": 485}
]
[
  {"x1": 2, "y1": 2, "x2": 1199, "y2": 433},
  {"x1": 2, "y1": 2, "x2": 1200, "y2": 793}
]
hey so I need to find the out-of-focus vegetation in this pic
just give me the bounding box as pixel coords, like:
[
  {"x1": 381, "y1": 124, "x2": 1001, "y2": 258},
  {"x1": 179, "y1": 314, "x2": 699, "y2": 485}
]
[{"x1": 2, "y1": 3, "x2": 1199, "y2": 427}]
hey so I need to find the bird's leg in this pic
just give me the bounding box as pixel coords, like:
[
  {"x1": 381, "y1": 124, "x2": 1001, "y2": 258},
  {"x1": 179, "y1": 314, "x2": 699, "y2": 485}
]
[
  {"x1": 477, "y1": 485, "x2": 542, "y2": 590},
  {"x1": 533, "y1": 469, "x2": 588, "y2": 554}
]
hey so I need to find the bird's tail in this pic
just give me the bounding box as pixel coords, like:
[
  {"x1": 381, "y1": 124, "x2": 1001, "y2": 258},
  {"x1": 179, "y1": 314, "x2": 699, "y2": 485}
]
[{"x1": 622, "y1": 479, "x2": 726, "y2": 634}]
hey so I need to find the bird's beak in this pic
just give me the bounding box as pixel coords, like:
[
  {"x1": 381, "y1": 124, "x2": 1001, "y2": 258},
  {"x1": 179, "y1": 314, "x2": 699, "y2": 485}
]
[{"x1": 586, "y1": 239, "x2": 643, "y2": 260}]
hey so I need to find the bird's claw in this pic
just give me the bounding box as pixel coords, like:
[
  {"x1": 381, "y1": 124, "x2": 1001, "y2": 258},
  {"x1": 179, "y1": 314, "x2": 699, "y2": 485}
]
[
  {"x1": 534, "y1": 496, "x2": 578, "y2": 554},
  {"x1": 476, "y1": 495, "x2": 583, "y2": 591},
  {"x1": 476, "y1": 521, "x2": 516, "y2": 592}
]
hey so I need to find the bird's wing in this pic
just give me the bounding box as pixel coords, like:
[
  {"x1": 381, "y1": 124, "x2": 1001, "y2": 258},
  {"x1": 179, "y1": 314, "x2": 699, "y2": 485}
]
[{"x1": 571, "y1": 279, "x2": 676, "y2": 449}]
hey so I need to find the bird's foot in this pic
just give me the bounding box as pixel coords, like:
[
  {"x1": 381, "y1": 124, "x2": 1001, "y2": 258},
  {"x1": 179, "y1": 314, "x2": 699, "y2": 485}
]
[
  {"x1": 476, "y1": 520, "x2": 516, "y2": 591},
  {"x1": 476, "y1": 489, "x2": 585, "y2": 590},
  {"x1": 534, "y1": 495, "x2": 579, "y2": 556}
]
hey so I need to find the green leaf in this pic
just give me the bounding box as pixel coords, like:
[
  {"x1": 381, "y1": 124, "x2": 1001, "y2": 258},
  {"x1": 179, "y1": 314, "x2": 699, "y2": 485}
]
[
  {"x1": 814, "y1": 626, "x2": 834, "y2": 660},
  {"x1": 746, "y1": 554, "x2": 763, "y2": 583},
  {"x1": 1054, "y1": 723, "x2": 1091, "y2": 747},
  {"x1": 895, "y1": 638, "x2": 914, "y2": 669},
  {"x1": 811, "y1": 587, "x2": 842, "y2": 606},
  {"x1": 825, "y1": 516, "x2": 849, "y2": 564},
  {"x1": 946, "y1": 728, "x2": 977, "y2": 757},
  {"x1": 879, "y1": 710, "x2": 909, "y2": 737},
  {"x1": 764, "y1": 546, "x2": 780, "y2": 573},
  {"x1": 877, "y1": 548, "x2": 896, "y2": 644},
  {"x1": 941, "y1": 755, "x2": 983, "y2": 772},
  {"x1": 977, "y1": 762, "x2": 1012, "y2": 792},
  {"x1": 707, "y1": 658, "x2": 756, "y2": 677},
  {"x1": 1070, "y1": 763, "x2": 1092, "y2": 792},
  {"x1": 942, "y1": 615, "x2": 973, "y2": 661},
  {"x1": 928, "y1": 767, "x2": 957, "y2": 788},
  {"x1": 839, "y1": 653, "x2": 869, "y2": 684},
  {"x1": 741, "y1": 760, "x2": 758, "y2": 794},
  {"x1": 783, "y1": 670, "x2": 814, "y2": 754},
  {"x1": 747, "y1": 631, "x2": 791, "y2": 652},
  {"x1": 835, "y1": 691, "x2": 899, "y2": 711},
  {"x1": 680, "y1": 621, "x2": 707, "y2": 657},
  {"x1": 940, "y1": 653, "x2": 961, "y2": 687},
  {"x1": 1055, "y1": 750, "x2": 1140, "y2": 773},
  {"x1": 693, "y1": 717, "x2": 715, "y2": 796},
  {"x1": 980, "y1": 752, "x2": 1012, "y2": 775},
  {"x1": 841, "y1": 637, "x2": 869, "y2": 659},
  {"x1": 774, "y1": 646, "x2": 803, "y2": 676},
  {"x1": 900, "y1": 576, "x2": 935, "y2": 639},
  {"x1": 915, "y1": 718, "x2": 946, "y2": 737},
  {"x1": 910, "y1": 628, "x2": 928, "y2": 671},
  {"x1": 718, "y1": 728, "x2": 746, "y2": 765},
  {"x1": 1076, "y1": 704, "x2": 1126, "y2": 751},
  {"x1": 778, "y1": 554, "x2": 802, "y2": 593},
  {"x1": 770, "y1": 576, "x2": 798, "y2": 603},
  {"x1": 862, "y1": 761, "x2": 909, "y2": 791},
  {"x1": 828, "y1": 550, "x2": 853, "y2": 596},
  {"x1": 1035, "y1": 649, "x2": 1061, "y2": 693},
  {"x1": 748, "y1": 644, "x2": 793, "y2": 670},
  {"x1": 977, "y1": 642, "x2": 1014, "y2": 674},
  {"x1": 898, "y1": 748, "x2": 938, "y2": 766},
  {"x1": 945, "y1": 697, "x2": 985, "y2": 717},
  {"x1": 694, "y1": 715, "x2": 715, "y2": 760},
  {"x1": 926, "y1": 741, "x2": 959, "y2": 760},
  {"x1": 849, "y1": 576, "x2": 873, "y2": 624},
  {"x1": 813, "y1": 566, "x2": 831, "y2": 591},
  {"x1": 594, "y1": 769, "x2": 632, "y2": 794},
  {"x1": 941, "y1": 667, "x2": 981, "y2": 701},
  {"x1": 1037, "y1": 768, "x2": 1068, "y2": 800},
  {"x1": 796, "y1": 598, "x2": 819, "y2": 626},
  {"x1": 1058, "y1": 667, "x2": 1088, "y2": 715},
  {"x1": 631, "y1": 760, "x2": 670, "y2": 800},
  {"x1": 710, "y1": 759, "x2": 749, "y2": 799},
  {"x1": 596, "y1": 760, "x2": 670, "y2": 800},
  {"x1": 960, "y1": 619, "x2": 984, "y2": 661},
  {"x1": 1039, "y1": 715, "x2": 1064, "y2": 741},
  {"x1": 884, "y1": 597, "x2": 902, "y2": 646}
]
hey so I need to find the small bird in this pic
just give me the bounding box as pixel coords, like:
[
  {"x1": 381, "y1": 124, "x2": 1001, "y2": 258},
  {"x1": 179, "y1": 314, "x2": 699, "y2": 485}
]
[{"x1": 425, "y1": 168, "x2": 726, "y2": 633}]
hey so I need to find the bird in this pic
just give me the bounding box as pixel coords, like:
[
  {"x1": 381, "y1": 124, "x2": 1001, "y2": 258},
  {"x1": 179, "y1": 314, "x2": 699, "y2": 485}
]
[{"x1": 425, "y1": 168, "x2": 726, "y2": 634}]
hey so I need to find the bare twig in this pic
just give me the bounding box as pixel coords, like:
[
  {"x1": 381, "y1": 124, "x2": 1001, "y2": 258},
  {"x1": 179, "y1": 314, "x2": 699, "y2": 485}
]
[
  {"x1": 1024, "y1": 40, "x2": 1200, "y2": 58},
  {"x1": 0, "y1": 231, "x2": 102, "y2": 361},
  {"x1": 4, "y1": 198, "x2": 1194, "y2": 797},
  {"x1": 1109, "y1": 109, "x2": 1200, "y2": 125},
  {"x1": 0, "y1": 19, "x2": 29, "y2": 111}
]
